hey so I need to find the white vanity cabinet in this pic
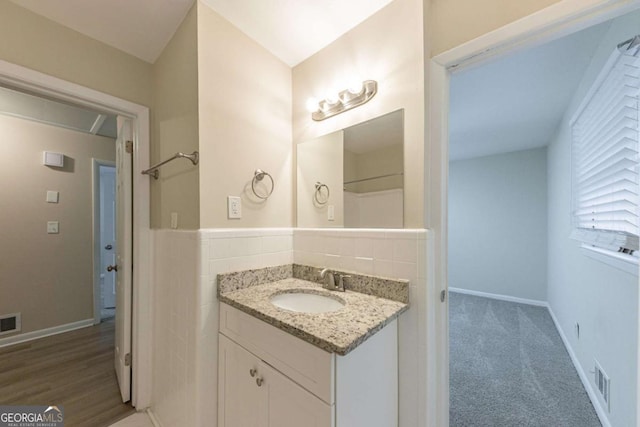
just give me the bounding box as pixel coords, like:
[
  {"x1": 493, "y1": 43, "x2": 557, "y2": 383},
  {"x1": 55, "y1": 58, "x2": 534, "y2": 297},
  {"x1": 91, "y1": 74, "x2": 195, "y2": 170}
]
[
  {"x1": 219, "y1": 335, "x2": 332, "y2": 427},
  {"x1": 218, "y1": 303, "x2": 398, "y2": 427}
]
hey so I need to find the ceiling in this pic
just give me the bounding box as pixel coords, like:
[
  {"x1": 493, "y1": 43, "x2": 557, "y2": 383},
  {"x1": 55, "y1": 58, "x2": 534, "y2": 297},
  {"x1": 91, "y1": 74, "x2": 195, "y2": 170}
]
[
  {"x1": 0, "y1": 85, "x2": 117, "y2": 138},
  {"x1": 9, "y1": 0, "x2": 195, "y2": 63},
  {"x1": 10, "y1": 0, "x2": 394, "y2": 66},
  {"x1": 449, "y1": 20, "x2": 611, "y2": 161},
  {"x1": 200, "y1": 0, "x2": 393, "y2": 66}
]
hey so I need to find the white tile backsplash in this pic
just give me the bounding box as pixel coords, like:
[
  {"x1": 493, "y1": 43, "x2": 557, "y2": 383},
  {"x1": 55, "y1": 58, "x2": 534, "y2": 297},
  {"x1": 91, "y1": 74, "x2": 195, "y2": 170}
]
[
  {"x1": 393, "y1": 238, "x2": 418, "y2": 263},
  {"x1": 291, "y1": 228, "x2": 429, "y2": 427},
  {"x1": 374, "y1": 237, "x2": 395, "y2": 260},
  {"x1": 151, "y1": 227, "x2": 429, "y2": 427}
]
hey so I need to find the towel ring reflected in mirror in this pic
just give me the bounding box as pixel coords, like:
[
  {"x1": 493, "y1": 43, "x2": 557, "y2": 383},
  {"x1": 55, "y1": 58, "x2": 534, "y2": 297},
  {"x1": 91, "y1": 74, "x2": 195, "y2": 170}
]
[
  {"x1": 252, "y1": 169, "x2": 274, "y2": 199},
  {"x1": 314, "y1": 182, "x2": 330, "y2": 205}
]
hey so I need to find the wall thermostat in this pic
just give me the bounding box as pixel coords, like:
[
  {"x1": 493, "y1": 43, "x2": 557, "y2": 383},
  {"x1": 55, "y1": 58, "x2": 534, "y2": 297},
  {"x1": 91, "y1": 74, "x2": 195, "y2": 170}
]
[{"x1": 43, "y1": 151, "x2": 64, "y2": 168}]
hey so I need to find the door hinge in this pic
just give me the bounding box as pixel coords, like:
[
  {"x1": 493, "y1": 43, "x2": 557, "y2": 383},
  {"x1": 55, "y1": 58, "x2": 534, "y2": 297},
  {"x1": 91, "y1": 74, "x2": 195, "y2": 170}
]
[
  {"x1": 440, "y1": 289, "x2": 446, "y2": 302},
  {"x1": 125, "y1": 353, "x2": 132, "y2": 366},
  {"x1": 125, "y1": 140, "x2": 133, "y2": 154}
]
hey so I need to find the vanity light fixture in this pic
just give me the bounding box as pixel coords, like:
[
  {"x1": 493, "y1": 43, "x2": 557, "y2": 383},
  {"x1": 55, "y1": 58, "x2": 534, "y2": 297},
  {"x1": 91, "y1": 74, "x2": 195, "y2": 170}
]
[{"x1": 308, "y1": 80, "x2": 377, "y2": 121}]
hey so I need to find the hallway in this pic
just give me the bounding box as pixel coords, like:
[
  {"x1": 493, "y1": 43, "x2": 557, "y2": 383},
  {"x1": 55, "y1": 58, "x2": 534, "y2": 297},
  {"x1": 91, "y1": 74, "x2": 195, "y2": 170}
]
[{"x1": 0, "y1": 320, "x2": 134, "y2": 426}]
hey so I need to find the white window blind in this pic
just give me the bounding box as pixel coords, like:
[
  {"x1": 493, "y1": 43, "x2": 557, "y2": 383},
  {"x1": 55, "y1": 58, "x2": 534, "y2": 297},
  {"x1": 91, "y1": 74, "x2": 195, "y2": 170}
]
[{"x1": 571, "y1": 38, "x2": 640, "y2": 252}]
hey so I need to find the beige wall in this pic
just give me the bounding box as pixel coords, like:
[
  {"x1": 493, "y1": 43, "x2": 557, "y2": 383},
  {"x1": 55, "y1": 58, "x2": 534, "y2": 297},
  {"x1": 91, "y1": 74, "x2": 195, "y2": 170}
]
[
  {"x1": 0, "y1": 115, "x2": 115, "y2": 335},
  {"x1": 197, "y1": 1, "x2": 293, "y2": 228},
  {"x1": 293, "y1": 0, "x2": 425, "y2": 228},
  {"x1": 0, "y1": 1, "x2": 152, "y2": 107},
  {"x1": 430, "y1": 0, "x2": 561, "y2": 56},
  {"x1": 151, "y1": 5, "x2": 200, "y2": 229},
  {"x1": 297, "y1": 131, "x2": 344, "y2": 227}
]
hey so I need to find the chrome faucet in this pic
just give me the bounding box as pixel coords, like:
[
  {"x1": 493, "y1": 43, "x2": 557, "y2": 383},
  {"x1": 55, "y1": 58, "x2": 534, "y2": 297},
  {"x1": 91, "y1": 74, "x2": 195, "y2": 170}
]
[{"x1": 319, "y1": 268, "x2": 350, "y2": 292}]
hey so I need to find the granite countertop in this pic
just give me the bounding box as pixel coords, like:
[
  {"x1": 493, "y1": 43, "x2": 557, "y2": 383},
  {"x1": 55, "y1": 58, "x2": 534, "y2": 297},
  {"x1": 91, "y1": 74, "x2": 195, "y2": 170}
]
[{"x1": 218, "y1": 276, "x2": 409, "y2": 355}]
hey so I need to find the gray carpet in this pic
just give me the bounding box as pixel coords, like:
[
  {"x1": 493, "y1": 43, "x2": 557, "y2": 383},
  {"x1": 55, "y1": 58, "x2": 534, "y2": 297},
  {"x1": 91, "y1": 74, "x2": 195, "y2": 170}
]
[{"x1": 449, "y1": 292, "x2": 602, "y2": 427}]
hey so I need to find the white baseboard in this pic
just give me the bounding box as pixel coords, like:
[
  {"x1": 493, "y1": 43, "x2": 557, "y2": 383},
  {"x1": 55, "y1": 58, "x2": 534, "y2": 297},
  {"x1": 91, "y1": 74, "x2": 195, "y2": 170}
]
[
  {"x1": 547, "y1": 306, "x2": 611, "y2": 427},
  {"x1": 449, "y1": 287, "x2": 612, "y2": 426},
  {"x1": 146, "y1": 409, "x2": 163, "y2": 427},
  {"x1": 448, "y1": 287, "x2": 548, "y2": 307},
  {"x1": 0, "y1": 318, "x2": 94, "y2": 348}
]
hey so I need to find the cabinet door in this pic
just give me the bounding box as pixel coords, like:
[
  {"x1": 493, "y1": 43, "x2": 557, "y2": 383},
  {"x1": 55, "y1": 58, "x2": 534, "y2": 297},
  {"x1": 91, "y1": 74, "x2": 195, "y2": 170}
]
[
  {"x1": 219, "y1": 335, "x2": 262, "y2": 427},
  {"x1": 259, "y1": 361, "x2": 333, "y2": 427}
]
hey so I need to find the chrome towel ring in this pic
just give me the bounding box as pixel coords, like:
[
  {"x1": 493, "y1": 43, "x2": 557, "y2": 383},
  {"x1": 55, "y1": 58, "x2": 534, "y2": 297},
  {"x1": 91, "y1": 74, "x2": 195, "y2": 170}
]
[
  {"x1": 252, "y1": 169, "x2": 274, "y2": 199},
  {"x1": 314, "y1": 182, "x2": 330, "y2": 205}
]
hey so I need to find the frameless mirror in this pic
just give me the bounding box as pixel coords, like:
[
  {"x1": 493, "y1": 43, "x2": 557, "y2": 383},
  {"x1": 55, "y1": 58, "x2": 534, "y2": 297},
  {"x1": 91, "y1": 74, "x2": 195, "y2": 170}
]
[{"x1": 296, "y1": 109, "x2": 404, "y2": 228}]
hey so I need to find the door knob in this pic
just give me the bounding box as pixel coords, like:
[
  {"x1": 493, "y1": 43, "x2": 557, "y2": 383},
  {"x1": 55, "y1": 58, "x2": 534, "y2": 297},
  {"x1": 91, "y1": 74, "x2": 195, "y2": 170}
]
[
  {"x1": 107, "y1": 265, "x2": 118, "y2": 272},
  {"x1": 105, "y1": 244, "x2": 113, "y2": 250}
]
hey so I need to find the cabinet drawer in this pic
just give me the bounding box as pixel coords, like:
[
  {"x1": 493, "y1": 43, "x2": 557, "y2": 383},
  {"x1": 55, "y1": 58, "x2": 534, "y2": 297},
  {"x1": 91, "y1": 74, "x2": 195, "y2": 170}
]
[{"x1": 220, "y1": 303, "x2": 335, "y2": 404}]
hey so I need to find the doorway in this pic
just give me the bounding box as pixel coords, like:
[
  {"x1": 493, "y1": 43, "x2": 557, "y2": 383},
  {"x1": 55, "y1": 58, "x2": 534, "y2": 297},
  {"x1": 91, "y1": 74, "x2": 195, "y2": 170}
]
[
  {"x1": 94, "y1": 161, "x2": 117, "y2": 322},
  {"x1": 430, "y1": 1, "x2": 640, "y2": 427},
  {"x1": 0, "y1": 58, "x2": 152, "y2": 409}
]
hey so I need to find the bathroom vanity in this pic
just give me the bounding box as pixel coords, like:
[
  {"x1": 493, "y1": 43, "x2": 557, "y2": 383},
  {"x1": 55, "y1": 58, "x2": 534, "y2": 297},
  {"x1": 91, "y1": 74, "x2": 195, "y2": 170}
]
[{"x1": 217, "y1": 265, "x2": 409, "y2": 427}]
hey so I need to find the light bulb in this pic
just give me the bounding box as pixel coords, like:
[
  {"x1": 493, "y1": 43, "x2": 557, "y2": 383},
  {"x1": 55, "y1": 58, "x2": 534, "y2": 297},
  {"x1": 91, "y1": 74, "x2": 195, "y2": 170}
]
[
  {"x1": 305, "y1": 97, "x2": 319, "y2": 113},
  {"x1": 325, "y1": 93, "x2": 340, "y2": 105},
  {"x1": 348, "y1": 80, "x2": 364, "y2": 94}
]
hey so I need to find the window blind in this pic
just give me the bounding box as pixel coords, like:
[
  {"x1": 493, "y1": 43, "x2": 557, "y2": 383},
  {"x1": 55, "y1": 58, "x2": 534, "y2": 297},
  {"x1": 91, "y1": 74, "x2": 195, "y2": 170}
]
[{"x1": 571, "y1": 40, "x2": 640, "y2": 252}]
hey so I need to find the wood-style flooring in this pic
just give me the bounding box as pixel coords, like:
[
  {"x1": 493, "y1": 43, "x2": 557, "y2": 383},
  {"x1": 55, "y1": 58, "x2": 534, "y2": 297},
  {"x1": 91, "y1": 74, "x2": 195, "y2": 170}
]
[{"x1": 0, "y1": 319, "x2": 135, "y2": 426}]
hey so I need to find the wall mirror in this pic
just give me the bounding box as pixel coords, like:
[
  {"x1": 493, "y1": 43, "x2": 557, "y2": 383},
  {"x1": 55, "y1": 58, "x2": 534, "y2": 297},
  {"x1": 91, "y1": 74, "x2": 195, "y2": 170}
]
[{"x1": 297, "y1": 109, "x2": 404, "y2": 228}]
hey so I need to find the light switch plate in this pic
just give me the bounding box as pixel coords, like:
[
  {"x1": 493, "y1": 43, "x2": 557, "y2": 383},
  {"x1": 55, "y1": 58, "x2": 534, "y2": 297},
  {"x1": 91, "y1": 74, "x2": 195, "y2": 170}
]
[
  {"x1": 46, "y1": 191, "x2": 59, "y2": 203},
  {"x1": 47, "y1": 221, "x2": 59, "y2": 234},
  {"x1": 227, "y1": 196, "x2": 241, "y2": 219},
  {"x1": 170, "y1": 212, "x2": 178, "y2": 229},
  {"x1": 328, "y1": 205, "x2": 335, "y2": 221}
]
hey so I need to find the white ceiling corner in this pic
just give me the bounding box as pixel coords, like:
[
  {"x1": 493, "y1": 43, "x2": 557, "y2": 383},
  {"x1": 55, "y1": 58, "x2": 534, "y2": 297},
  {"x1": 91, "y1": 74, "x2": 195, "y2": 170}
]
[
  {"x1": 10, "y1": 0, "x2": 393, "y2": 67},
  {"x1": 9, "y1": 0, "x2": 195, "y2": 63},
  {"x1": 198, "y1": 0, "x2": 394, "y2": 66}
]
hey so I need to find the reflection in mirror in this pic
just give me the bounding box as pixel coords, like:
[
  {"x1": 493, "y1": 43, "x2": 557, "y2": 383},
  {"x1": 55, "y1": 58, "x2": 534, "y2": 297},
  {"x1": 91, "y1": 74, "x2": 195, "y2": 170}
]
[{"x1": 297, "y1": 109, "x2": 404, "y2": 228}]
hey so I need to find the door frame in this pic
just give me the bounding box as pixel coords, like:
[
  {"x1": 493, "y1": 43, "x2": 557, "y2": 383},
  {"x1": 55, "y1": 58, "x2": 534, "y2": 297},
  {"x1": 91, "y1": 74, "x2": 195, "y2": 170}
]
[
  {"x1": 428, "y1": 0, "x2": 640, "y2": 425},
  {"x1": 92, "y1": 158, "x2": 116, "y2": 325},
  {"x1": 0, "y1": 59, "x2": 153, "y2": 410}
]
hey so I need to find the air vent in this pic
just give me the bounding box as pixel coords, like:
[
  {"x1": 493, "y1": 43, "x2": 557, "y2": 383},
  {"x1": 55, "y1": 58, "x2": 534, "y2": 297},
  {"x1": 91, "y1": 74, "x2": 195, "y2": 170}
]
[
  {"x1": 0, "y1": 313, "x2": 21, "y2": 336},
  {"x1": 594, "y1": 360, "x2": 611, "y2": 411}
]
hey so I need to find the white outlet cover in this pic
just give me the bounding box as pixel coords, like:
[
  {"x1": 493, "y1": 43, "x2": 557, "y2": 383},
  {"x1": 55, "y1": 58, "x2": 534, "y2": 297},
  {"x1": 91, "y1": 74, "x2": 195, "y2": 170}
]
[
  {"x1": 47, "y1": 221, "x2": 59, "y2": 234},
  {"x1": 170, "y1": 212, "x2": 178, "y2": 229},
  {"x1": 228, "y1": 196, "x2": 242, "y2": 219}
]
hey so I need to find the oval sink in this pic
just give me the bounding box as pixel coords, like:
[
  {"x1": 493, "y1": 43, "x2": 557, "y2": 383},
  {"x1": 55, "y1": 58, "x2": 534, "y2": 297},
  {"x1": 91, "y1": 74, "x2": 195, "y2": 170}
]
[{"x1": 270, "y1": 291, "x2": 345, "y2": 313}]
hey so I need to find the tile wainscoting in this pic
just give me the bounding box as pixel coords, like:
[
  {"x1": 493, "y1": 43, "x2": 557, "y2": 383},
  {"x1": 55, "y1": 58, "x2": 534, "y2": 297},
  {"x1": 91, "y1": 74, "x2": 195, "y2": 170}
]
[
  {"x1": 294, "y1": 228, "x2": 429, "y2": 427},
  {"x1": 150, "y1": 228, "x2": 430, "y2": 427}
]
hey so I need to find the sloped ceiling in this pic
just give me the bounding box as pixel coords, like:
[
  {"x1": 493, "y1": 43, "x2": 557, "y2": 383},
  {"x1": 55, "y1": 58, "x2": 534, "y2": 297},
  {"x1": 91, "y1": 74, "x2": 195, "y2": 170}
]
[
  {"x1": 449, "y1": 20, "x2": 611, "y2": 161},
  {"x1": 9, "y1": 0, "x2": 195, "y2": 63},
  {"x1": 10, "y1": 0, "x2": 394, "y2": 66}
]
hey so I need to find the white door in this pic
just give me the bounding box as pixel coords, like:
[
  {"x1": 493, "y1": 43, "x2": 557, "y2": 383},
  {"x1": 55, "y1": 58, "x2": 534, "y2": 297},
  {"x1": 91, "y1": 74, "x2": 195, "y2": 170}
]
[
  {"x1": 100, "y1": 166, "x2": 117, "y2": 309},
  {"x1": 114, "y1": 116, "x2": 133, "y2": 403}
]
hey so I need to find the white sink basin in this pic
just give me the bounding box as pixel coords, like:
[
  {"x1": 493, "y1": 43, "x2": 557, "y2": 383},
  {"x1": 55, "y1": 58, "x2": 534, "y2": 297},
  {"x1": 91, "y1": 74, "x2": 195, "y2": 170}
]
[{"x1": 270, "y1": 291, "x2": 345, "y2": 313}]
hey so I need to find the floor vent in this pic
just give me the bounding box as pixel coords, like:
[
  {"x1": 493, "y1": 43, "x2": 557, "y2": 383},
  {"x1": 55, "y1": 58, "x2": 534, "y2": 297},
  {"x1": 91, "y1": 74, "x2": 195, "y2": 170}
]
[
  {"x1": 594, "y1": 360, "x2": 611, "y2": 411},
  {"x1": 0, "y1": 313, "x2": 21, "y2": 336}
]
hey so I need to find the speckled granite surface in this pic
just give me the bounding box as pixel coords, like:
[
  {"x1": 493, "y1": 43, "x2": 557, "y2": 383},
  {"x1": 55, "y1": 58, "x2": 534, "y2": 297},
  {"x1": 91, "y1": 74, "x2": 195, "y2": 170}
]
[
  {"x1": 218, "y1": 278, "x2": 408, "y2": 355},
  {"x1": 218, "y1": 263, "x2": 409, "y2": 303},
  {"x1": 292, "y1": 264, "x2": 409, "y2": 303},
  {"x1": 217, "y1": 264, "x2": 292, "y2": 294}
]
